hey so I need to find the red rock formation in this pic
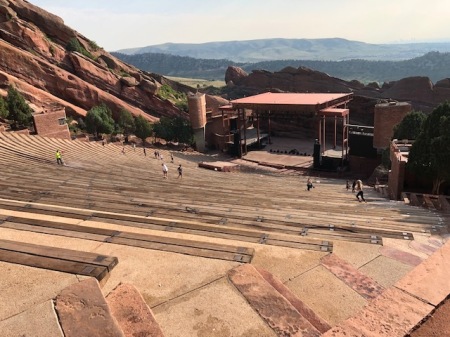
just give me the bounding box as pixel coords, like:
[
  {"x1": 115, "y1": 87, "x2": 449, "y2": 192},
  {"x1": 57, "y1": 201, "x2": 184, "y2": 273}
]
[
  {"x1": 225, "y1": 66, "x2": 248, "y2": 85},
  {"x1": 224, "y1": 65, "x2": 450, "y2": 114},
  {"x1": 0, "y1": 0, "x2": 188, "y2": 123}
]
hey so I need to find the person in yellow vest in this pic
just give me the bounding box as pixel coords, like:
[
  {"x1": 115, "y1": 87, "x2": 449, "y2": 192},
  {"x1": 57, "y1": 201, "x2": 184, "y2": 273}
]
[{"x1": 56, "y1": 149, "x2": 63, "y2": 165}]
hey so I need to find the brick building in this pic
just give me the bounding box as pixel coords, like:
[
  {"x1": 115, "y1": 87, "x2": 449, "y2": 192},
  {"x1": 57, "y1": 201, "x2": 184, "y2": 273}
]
[{"x1": 33, "y1": 108, "x2": 70, "y2": 140}]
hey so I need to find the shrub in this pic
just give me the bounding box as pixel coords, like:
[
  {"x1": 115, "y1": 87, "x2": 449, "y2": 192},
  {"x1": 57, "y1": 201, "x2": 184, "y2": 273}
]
[{"x1": 66, "y1": 38, "x2": 94, "y2": 60}]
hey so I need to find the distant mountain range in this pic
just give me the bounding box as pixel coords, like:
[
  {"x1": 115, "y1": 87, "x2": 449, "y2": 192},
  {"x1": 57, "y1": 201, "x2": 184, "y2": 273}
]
[
  {"x1": 115, "y1": 38, "x2": 450, "y2": 62},
  {"x1": 112, "y1": 51, "x2": 450, "y2": 84}
]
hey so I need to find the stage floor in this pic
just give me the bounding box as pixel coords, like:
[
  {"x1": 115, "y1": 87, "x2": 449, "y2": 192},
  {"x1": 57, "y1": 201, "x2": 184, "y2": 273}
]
[{"x1": 242, "y1": 137, "x2": 345, "y2": 169}]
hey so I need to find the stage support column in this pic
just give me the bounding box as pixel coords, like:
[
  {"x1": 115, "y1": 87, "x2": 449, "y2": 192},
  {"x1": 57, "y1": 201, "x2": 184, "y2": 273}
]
[
  {"x1": 268, "y1": 110, "x2": 272, "y2": 144},
  {"x1": 243, "y1": 109, "x2": 247, "y2": 155},
  {"x1": 322, "y1": 115, "x2": 326, "y2": 154},
  {"x1": 256, "y1": 110, "x2": 260, "y2": 147},
  {"x1": 334, "y1": 116, "x2": 337, "y2": 149}
]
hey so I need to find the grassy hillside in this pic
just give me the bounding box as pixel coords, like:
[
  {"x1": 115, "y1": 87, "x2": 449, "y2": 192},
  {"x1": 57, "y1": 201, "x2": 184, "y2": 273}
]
[
  {"x1": 115, "y1": 38, "x2": 450, "y2": 62},
  {"x1": 165, "y1": 77, "x2": 225, "y2": 88},
  {"x1": 114, "y1": 51, "x2": 450, "y2": 84}
]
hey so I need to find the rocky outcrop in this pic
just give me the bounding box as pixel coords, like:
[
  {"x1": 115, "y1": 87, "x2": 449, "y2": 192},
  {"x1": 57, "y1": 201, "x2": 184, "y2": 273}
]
[
  {"x1": 229, "y1": 66, "x2": 354, "y2": 94},
  {"x1": 224, "y1": 65, "x2": 450, "y2": 114},
  {"x1": 205, "y1": 94, "x2": 229, "y2": 113},
  {"x1": 380, "y1": 77, "x2": 434, "y2": 102},
  {"x1": 225, "y1": 66, "x2": 248, "y2": 85},
  {"x1": 0, "y1": 0, "x2": 191, "y2": 123}
]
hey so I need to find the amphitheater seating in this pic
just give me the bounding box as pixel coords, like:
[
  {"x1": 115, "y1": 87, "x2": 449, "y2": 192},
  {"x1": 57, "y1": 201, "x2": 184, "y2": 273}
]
[{"x1": 0, "y1": 131, "x2": 448, "y2": 336}]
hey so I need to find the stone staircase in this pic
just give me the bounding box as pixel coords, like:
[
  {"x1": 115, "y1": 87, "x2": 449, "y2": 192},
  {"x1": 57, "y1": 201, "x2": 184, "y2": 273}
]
[
  {"x1": 402, "y1": 191, "x2": 450, "y2": 213},
  {"x1": 54, "y1": 278, "x2": 164, "y2": 337},
  {"x1": 0, "y1": 131, "x2": 449, "y2": 336}
]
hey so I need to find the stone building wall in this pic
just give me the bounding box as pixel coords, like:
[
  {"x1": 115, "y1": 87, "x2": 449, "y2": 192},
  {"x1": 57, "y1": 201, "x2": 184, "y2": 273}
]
[
  {"x1": 373, "y1": 102, "x2": 411, "y2": 149},
  {"x1": 33, "y1": 109, "x2": 70, "y2": 140},
  {"x1": 388, "y1": 141, "x2": 407, "y2": 200}
]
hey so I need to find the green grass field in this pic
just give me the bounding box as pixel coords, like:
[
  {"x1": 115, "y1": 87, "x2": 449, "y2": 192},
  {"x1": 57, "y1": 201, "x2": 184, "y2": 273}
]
[{"x1": 167, "y1": 76, "x2": 225, "y2": 88}]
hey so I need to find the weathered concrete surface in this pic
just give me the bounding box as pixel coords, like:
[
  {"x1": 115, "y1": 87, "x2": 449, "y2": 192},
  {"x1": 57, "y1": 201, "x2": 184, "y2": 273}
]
[
  {"x1": 107, "y1": 283, "x2": 165, "y2": 337},
  {"x1": 358, "y1": 255, "x2": 414, "y2": 288},
  {"x1": 396, "y1": 239, "x2": 450, "y2": 306},
  {"x1": 409, "y1": 240, "x2": 440, "y2": 256},
  {"x1": 256, "y1": 267, "x2": 331, "y2": 334},
  {"x1": 228, "y1": 264, "x2": 320, "y2": 337},
  {"x1": 0, "y1": 260, "x2": 80, "y2": 321},
  {"x1": 330, "y1": 241, "x2": 381, "y2": 268},
  {"x1": 87, "y1": 228, "x2": 241, "y2": 308},
  {"x1": 379, "y1": 245, "x2": 423, "y2": 266},
  {"x1": 0, "y1": 300, "x2": 63, "y2": 337},
  {"x1": 249, "y1": 245, "x2": 326, "y2": 283},
  {"x1": 153, "y1": 276, "x2": 278, "y2": 337},
  {"x1": 55, "y1": 278, "x2": 125, "y2": 337},
  {"x1": 321, "y1": 253, "x2": 384, "y2": 300},
  {"x1": 322, "y1": 287, "x2": 433, "y2": 337},
  {"x1": 286, "y1": 265, "x2": 367, "y2": 326}
]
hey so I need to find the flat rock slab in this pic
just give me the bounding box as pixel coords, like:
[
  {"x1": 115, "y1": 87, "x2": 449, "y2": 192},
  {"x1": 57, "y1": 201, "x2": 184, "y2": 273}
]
[
  {"x1": 322, "y1": 287, "x2": 433, "y2": 337},
  {"x1": 409, "y1": 297, "x2": 450, "y2": 336},
  {"x1": 256, "y1": 267, "x2": 331, "y2": 334},
  {"x1": 409, "y1": 241, "x2": 440, "y2": 256},
  {"x1": 379, "y1": 246, "x2": 423, "y2": 266},
  {"x1": 55, "y1": 278, "x2": 124, "y2": 337},
  {"x1": 106, "y1": 283, "x2": 165, "y2": 337},
  {"x1": 396, "y1": 239, "x2": 450, "y2": 306},
  {"x1": 228, "y1": 264, "x2": 320, "y2": 337},
  {"x1": 321, "y1": 253, "x2": 384, "y2": 300}
]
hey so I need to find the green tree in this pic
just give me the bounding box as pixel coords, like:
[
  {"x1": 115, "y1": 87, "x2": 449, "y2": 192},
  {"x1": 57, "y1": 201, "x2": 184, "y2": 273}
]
[
  {"x1": 153, "y1": 116, "x2": 193, "y2": 144},
  {"x1": 117, "y1": 108, "x2": 135, "y2": 137},
  {"x1": 0, "y1": 96, "x2": 8, "y2": 119},
  {"x1": 172, "y1": 116, "x2": 193, "y2": 144},
  {"x1": 407, "y1": 102, "x2": 450, "y2": 194},
  {"x1": 134, "y1": 115, "x2": 153, "y2": 145},
  {"x1": 393, "y1": 110, "x2": 427, "y2": 140},
  {"x1": 6, "y1": 86, "x2": 33, "y2": 130},
  {"x1": 85, "y1": 104, "x2": 115, "y2": 139},
  {"x1": 66, "y1": 37, "x2": 94, "y2": 60}
]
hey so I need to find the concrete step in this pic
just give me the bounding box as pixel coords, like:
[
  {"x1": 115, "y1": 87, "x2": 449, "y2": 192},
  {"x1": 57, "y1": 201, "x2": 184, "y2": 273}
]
[
  {"x1": 55, "y1": 278, "x2": 125, "y2": 337},
  {"x1": 322, "y1": 239, "x2": 450, "y2": 336},
  {"x1": 228, "y1": 264, "x2": 324, "y2": 336},
  {"x1": 106, "y1": 283, "x2": 165, "y2": 337},
  {"x1": 55, "y1": 278, "x2": 167, "y2": 337}
]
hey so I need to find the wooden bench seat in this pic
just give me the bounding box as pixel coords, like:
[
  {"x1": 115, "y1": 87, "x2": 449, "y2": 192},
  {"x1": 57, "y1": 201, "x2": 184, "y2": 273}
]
[{"x1": 0, "y1": 238, "x2": 118, "y2": 281}]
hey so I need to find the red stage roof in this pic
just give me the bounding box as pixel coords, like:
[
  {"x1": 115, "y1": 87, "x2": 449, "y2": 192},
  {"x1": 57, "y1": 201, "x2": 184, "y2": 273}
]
[{"x1": 230, "y1": 92, "x2": 351, "y2": 106}]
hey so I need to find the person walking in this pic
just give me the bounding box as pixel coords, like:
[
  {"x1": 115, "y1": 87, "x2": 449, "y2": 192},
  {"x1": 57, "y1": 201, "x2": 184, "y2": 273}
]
[
  {"x1": 177, "y1": 164, "x2": 183, "y2": 179},
  {"x1": 55, "y1": 149, "x2": 63, "y2": 165},
  {"x1": 346, "y1": 180, "x2": 350, "y2": 191},
  {"x1": 171, "y1": 153, "x2": 174, "y2": 163},
  {"x1": 306, "y1": 178, "x2": 314, "y2": 191},
  {"x1": 162, "y1": 163, "x2": 168, "y2": 179},
  {"x1": 355, "y1": 179, "x2": 366, "y2": 202},
  {"x1": 352, "y1": 180, "x2": 356, "y2": 193}
]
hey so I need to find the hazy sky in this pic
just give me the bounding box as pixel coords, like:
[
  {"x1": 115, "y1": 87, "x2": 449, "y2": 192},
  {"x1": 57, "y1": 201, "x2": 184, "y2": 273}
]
[{"x1": 30, "y1": 0, "x2": 450, "y2": 51}]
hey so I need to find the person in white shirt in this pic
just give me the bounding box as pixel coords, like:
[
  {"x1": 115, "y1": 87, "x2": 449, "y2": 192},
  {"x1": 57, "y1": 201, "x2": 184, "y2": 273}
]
[{"x1": 162, "y1": 163, "x2": 168, "y2": 179}]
